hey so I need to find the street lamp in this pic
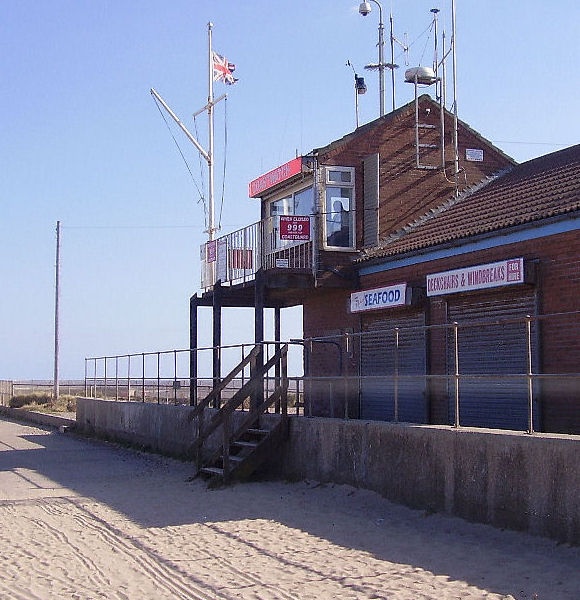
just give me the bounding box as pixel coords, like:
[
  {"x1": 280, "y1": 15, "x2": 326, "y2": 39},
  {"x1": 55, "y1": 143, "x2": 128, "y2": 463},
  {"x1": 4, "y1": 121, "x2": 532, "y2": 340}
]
[{"x1": 359, "y1": 0, "x2": 386, "y2": 116}]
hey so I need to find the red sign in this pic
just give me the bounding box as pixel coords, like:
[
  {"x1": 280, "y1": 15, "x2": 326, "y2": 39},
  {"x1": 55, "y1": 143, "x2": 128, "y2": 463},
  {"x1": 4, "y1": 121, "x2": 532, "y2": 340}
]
[
  {"x1": 230, "y1": 248, "x2": 253, "y2": 270},
  {"x1": 206, "y1": 240, "x2": 217, "y2": 263},
  {"x1": 279, "y1": 216, "x2": 310, "y2": 241},
  {"x1": 249, "y1": 157, "x2": 303, "y2": 198}
]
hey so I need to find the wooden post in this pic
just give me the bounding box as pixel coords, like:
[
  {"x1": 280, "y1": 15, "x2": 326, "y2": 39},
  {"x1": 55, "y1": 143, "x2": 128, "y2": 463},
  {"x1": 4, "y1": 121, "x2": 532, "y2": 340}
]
[
  {"x1": 222, "y1": 412, "x2": 231, "y2": 484},
  {"x1": 281, "y1": 347, "x2": 288, "y2": 418},
  {"x1": 252, "y1": 271, "x2": 265, "y2": 410},
  {"x1": 274, "y1": 306, "x2": 281, "y2": 413},
  {"x1": 212, "y1": 280, "x2": 222, "y2": 408},
  {"x1": 189, "y1": 295, "x2": 199, "y2": 406}
]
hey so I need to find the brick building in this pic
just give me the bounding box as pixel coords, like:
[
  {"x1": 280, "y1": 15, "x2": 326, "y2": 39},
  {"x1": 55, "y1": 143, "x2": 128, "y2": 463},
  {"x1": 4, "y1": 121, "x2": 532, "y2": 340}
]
[{"x1": 191, "y1": 95, "x2": 580, "y2": 434}]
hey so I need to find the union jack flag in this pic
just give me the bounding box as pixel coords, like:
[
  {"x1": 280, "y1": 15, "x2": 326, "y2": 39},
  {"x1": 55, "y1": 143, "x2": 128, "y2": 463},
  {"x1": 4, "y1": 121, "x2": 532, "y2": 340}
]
[{"x1": 212, "y1": 51, "x2": 238, "y2": 85}]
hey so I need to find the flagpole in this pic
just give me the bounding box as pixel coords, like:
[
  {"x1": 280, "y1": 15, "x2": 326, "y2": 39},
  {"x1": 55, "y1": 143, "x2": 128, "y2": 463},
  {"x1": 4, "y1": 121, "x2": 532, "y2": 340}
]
[
  {"x1": 151, "y1": 23, "x2": 235, "y2": 243},
  {"x1": 207, "y1": 22, "x2": 216, "y2": 241}
]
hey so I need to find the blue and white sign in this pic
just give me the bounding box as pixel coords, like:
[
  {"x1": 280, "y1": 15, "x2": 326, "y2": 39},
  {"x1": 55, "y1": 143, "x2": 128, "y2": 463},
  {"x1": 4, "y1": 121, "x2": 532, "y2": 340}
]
[{"x1": 350, "y1": 283, "x2": 408, "y2": 313}]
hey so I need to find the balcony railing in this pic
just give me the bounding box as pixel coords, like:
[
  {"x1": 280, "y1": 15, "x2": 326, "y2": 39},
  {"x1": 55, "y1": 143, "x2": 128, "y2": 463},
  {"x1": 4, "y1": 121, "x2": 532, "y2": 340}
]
[{"x1": 201, "y1": 216, "x2": 313, "y2": 290}]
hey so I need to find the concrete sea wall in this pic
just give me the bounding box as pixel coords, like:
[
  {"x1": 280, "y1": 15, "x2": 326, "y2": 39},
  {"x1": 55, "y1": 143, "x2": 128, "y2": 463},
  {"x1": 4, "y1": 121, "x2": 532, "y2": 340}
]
[{"x1": 73, "y1": 397, "x2": 580, "y2": 545}]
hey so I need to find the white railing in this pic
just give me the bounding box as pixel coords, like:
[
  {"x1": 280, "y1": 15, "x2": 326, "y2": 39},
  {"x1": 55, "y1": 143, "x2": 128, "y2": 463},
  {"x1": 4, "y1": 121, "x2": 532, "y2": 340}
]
[{"x1": 201, "y1": 216, "x2": 313, "y2": 290}]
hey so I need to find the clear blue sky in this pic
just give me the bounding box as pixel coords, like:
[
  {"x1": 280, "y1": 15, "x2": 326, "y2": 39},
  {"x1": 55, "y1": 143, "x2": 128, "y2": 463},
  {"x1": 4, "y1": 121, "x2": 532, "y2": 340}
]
[{"x1": 1, "y1": 0, "x2": 578, "y2": 380}]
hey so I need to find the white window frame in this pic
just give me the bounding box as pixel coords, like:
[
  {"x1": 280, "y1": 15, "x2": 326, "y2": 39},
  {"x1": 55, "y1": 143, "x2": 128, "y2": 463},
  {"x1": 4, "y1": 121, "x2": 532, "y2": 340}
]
[{"x1": 322, "y1": 166, "x2": 356, "y2": 250}]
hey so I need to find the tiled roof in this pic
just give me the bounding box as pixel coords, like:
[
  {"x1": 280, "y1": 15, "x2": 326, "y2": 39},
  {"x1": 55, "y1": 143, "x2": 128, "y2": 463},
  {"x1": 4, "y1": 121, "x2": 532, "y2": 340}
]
[{"x1": 359, "y1": 144, "x2": 580, "y2": 262}]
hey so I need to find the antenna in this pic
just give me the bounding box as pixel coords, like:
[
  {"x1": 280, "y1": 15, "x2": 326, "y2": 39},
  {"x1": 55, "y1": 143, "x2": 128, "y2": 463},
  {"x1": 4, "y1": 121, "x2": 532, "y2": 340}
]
[
  {"x1": 451, "y1": 0, "x2": 459, "y2": 183},
  {"x1": 431, "y1": 9, "x2": 440, "y2": 82},
  {"x1": 388, "y1": 12, "x2": 409, "y2": 112},
  {"x1": 402, "y1": 3, "x2": 460, "y2": 184},
  {"x1": 346, "y1": 60, "x2": 367, "y2": 128}
]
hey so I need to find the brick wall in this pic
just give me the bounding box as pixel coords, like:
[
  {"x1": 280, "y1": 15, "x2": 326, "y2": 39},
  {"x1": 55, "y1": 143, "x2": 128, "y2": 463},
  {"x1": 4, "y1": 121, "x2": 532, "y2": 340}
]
[
  {"x1": 303, "y1": 228, "x2": 580, "y2": 432},
  {"x1": 318, "y1": 96, "x2": 515, "y2": 247},
  {"x1": 303, "y1": 288, "x2": 359, "y2": 417}
]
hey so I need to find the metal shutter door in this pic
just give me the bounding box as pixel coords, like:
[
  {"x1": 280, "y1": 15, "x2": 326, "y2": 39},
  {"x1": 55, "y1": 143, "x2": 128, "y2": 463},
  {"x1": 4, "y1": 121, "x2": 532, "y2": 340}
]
[
  {"x1": 360, "y1": 313, "x2": 427, "y2": 422},
  {"x1": 447, "y1": 290, "x2": 538, "y2": 430}
]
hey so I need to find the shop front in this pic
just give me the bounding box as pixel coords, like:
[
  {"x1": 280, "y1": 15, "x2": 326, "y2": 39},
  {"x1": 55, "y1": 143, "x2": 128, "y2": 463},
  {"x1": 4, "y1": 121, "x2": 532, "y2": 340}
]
[{"x1": 426, "y1": 258, "x2": 538, "y2": 430}]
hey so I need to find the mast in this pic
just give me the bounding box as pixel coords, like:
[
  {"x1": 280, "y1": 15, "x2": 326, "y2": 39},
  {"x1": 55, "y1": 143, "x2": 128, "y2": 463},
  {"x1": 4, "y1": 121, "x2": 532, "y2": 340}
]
[
  {"x1": 389, "y1": 12, "x2": 396, "y2": 112},
  {"x1": 207, "y1": 22, "x2": 216, "y2": 241},
  {"x1": 451, "y1": 0, "x2": 459, "y2": 180},
  {"x1": 150, "y1": 22, "x2": 230, "y2": 242}
]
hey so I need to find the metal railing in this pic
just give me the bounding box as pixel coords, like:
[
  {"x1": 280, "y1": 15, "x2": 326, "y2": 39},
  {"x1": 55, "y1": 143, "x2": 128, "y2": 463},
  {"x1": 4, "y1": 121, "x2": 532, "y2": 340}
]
[
  {"x1": 9, "y1": 380, "x2": 86, "y2": 398},
  {"x1": 84, "y1": 341, "x2": 306, "y2": 414},
  {"x1": 302, "y1": 311, "x2": 579, "y2": 433},
  {"x1": 200, "y1": 216, "x2": 313, "y2": 290},
  {"x1": 84, "y1": 311, "x2": 580, "y2": 434}
]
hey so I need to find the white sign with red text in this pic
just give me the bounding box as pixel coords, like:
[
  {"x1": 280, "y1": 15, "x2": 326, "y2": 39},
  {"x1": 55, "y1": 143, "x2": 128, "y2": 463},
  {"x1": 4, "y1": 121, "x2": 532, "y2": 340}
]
[{"x1": 426, "y1": 258, "x2": 525, "y2": 296}]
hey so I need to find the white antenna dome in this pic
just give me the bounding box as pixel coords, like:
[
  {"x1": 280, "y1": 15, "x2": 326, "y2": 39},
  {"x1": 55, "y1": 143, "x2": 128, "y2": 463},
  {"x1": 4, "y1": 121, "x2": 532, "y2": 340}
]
[{"x1": 404, "y1": 66, "x2": 437, "y2": 86}]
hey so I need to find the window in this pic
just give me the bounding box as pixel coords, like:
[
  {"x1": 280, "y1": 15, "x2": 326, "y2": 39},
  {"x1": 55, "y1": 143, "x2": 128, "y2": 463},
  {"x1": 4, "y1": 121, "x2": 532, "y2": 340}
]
[
  {"x1": 267, "y1": 184, "x2": 314, "y2": 252},
  {"x1": 269, "y1": 185, "x2": 314, "y2": 217},
  {"x1": 323, "y1": 167, "x2": 355, "y2": 249},
  {"x1": 327, "y1": 169, "x2": 353, "y2": 184},
  {"x1": 270, "y1": 196, "x2": 292, "y2": 217},
  {"x1": 293, "y1": 186, "x2": 314, "y2": 216}
]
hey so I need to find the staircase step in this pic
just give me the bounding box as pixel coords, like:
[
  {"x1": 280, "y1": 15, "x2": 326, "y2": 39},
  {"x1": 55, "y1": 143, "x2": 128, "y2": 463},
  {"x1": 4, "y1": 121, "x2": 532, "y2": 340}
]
[
  {"x1": 233, "y1": 440, "x2": 260, "y2": 448},
  {"x1": 247, "y1": 428, "x2": 269, "y2": 435},
  {"x1": 201, "y1": 466, "x2": 224, "y2": 476}
]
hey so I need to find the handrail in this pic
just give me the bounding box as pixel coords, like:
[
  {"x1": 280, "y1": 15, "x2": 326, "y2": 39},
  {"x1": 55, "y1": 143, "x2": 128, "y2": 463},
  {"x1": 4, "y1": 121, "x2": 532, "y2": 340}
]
[
  {"x1": 188, "y1": 345, "x2": 261, "y2": 419},
  {"x1": 195, "y1": 345, "x2": 288, "y2": 446},
  {"x1": 193, "y1": 344, "x2": 289, "y2": 474}
]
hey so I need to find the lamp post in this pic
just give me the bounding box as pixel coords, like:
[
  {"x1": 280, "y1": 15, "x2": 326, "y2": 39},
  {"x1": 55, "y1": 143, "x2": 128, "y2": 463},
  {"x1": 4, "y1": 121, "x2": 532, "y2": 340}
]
[{"x1": 359, "y1": 0, "x2": 386, "y2": 116}]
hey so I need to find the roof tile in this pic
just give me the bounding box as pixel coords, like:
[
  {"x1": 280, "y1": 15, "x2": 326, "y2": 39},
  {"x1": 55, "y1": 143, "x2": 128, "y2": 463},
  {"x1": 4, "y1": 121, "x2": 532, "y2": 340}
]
[{"x1": 359, "y1": 144, "x2": 580, "y2": 262}]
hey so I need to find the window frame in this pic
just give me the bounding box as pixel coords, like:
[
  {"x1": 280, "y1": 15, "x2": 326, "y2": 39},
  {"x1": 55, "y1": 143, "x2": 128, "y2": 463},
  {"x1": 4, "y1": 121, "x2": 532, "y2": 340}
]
[
  {"x1": 265, "y1": 181, "x2": 315, "y2": 253},
  {"x1": 322, "y1": 166, "x2": 356, "y2": 251}
]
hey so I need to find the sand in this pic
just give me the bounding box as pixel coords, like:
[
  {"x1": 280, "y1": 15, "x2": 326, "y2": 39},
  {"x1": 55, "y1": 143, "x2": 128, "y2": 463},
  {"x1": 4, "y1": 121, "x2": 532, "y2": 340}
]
[{"x1": 0, "y1": 418, "x2": 578, "y2": 600}]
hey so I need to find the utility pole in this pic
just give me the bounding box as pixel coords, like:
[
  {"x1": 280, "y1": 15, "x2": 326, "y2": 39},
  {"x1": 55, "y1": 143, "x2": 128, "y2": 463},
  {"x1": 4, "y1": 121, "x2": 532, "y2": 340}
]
[{"x1": 53, "y1": 220, "x2": 61, "y2": 400}]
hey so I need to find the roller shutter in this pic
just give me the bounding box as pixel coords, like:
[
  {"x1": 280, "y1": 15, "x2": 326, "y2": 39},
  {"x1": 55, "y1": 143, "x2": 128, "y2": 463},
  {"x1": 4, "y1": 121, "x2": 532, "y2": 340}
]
[
  {"x1": 447, "y1": 289, "x2": 539, "y2": 430},
  {"x1": 360, "y1": 312, "x2": 427, "y2": 422}
]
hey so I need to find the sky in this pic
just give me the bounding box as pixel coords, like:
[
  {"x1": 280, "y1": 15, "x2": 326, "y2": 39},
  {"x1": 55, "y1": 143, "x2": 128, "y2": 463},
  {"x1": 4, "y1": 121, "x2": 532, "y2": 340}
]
[{"x1": 1, "y1": 0, "x2": 578, "y2": 381}]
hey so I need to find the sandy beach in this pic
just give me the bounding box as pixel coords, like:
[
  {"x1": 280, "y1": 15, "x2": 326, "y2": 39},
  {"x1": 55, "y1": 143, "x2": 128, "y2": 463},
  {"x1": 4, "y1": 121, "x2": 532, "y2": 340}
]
[{"x1": 0, "y1": 417, "x2": 578, "y2": 600}]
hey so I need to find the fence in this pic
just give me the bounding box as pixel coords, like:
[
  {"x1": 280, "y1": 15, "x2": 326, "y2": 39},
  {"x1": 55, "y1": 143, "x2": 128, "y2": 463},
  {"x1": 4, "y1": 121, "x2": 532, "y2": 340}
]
[
  {"x1": 85, "y1": 311, "x2": 580, "y2": 434},
  {"x1": 84, "y1": 341, "x2": 306, "y2": 414},
  {"x1": 10, "y1": 380, "x2": 86, "y2": 398},
  {"x1": 304, "y1": 310, "x2": 579, "y2": 433},
  {"x1": 0, "y1": 381, "x2": 13, "y2": 406}
]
